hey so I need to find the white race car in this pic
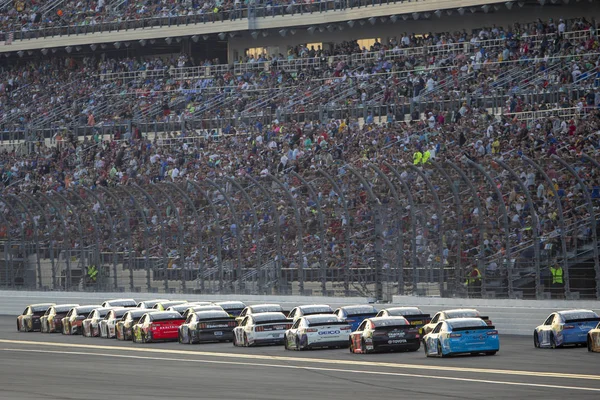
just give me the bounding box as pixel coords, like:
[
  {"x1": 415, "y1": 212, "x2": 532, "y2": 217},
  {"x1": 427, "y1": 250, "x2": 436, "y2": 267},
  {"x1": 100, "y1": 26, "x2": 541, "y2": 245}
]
[
  {"x1": 287, "y1": 305, "x2": 334, "y2": 322},
  {"x1": 233, "y1": 312, "x2": 292, "y2": 347},
  {"x1": 235, "y1": 304, "x2": 284, "y2": 323},
  {"x1": 284, "y1": 314, "x2": 351, "y2": 350},
  {"x1": 99, "y1": 308, "x2": 130, "y2": 338},
  {"x1": 82, "y1": 307, "x2": 122, "y2": 337},
  {"x1": 101, "y1": 298, "x2": 137, "y2": 308}
]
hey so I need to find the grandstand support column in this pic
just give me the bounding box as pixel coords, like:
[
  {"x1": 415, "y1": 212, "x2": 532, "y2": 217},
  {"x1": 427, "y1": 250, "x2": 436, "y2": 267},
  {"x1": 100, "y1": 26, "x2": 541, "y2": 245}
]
[
  {"x1": 430, "y1": 160, "x2": 466, "y2": 296},
  {"x1": 186, "y1": 181, "x2": 225, "y2": 293},
  {"x1": 66, "y1": 189, "x2": 103, "y2": 291},
  {"x1": 0, "y1": 205, "x2": 12, "y2": 289},
  {"x1": 573, "y1": 154, "x2": 600, "y2": 299},
  {"x1": 466, "y1": 160, "x2": 513, "y2": 299},
  {"x1": 383, "y1": 161, "x2": 418, "y2": 293},
  {"x1": 408, "y1": 165, "x2": 445, "y2": 297},
  {"x1": 346, "y1": 166, "x2": 384, "y2": 301},
  {"x1": 265, "y1": 173, "x2": 305, "y2": 296},
  {"x1": 47, "y1": 192, "x2": 85, "y2": 291},
  {"x1": 0, "y1": 198, "x2": 24, "y2": 289},
  {"x1": 117, "y1": 186, "x2": 152, "y2": 292},
  {"x1": 291, "y1": 171, "x2": 327, "y2": 296},
  {"x1": 445, "y1": 161, "x2": 487, "y2": 292},
  {"x1": 16, "y1": 194, "x2": 51, "y2": 290},
  {"x1": 164, "y1": 182, "x2": 207, "y2": 294},
  {"x1": 4, "y1": 195, "x2": 42, "y2": 290},
  {"x1": 79, "y1": 188, "x2": 118, "y2": 292},
  {"x1": 495, "y1": 159, "x2": 542, "y2": 299},
  {"x1": 200, "y1": 179, "x2": 245, "y2": 294},
  {"x1": 317, "y1": 169, "x2": 352, "y2": 297},
  {"x1": 244, "y1": 174, "x2": 283, "y2": 295},
  {"x1": 522, "y1": 156, "x2": 570, "y2": 297},
  {"x1": 97, "y1": 187, "x2": 135, "y2": 292},
  {"x1": 224, "y1": 177, "x2": 263, "y2": 292},
  {"x1": 151, "y1": 183, "x2": 188, "y2": 293},
  {"x1": 368, "y1": 163, "x2": 405, "y2": 296},
  {"x1": 35, "y1": 193, "x2": 69, "y2": 291},
  {"x1": 131, "y1": 184, "x2": 170, "y2": 294}
]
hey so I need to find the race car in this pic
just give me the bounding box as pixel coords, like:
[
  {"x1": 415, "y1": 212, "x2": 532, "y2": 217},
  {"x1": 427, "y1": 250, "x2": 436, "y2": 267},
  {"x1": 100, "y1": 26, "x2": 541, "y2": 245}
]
[
  {"x1": 167, "y1": 303, "x2": 217, "y2": 316},
  {"x1": 235, "y1": 304, "x2": 285, "y2": 323},
  {"x1": 214, "y1": 301, "x2": 247, "y2": 317},
  {"x1": 333, "y1": 305, "x2": 379, "y2": 331},
  {"x1": 132, "y1": 311, "x2": 186, "y2": 343},
  {"x1": 152, "y1": 300, "x2": 188, "y2": 311},
  {"x1": 136, "y1": 299, "x2": 170, "y2": 309},
  {"x1": 284, "y1": 314, "x2": 351, "y2": 350},
  {"x1": 115, "y1": 309, "x2": 150, "y2": 341},
  {"x1": 233, "y1": 312, "x2": 293, "y2": 347},
  {"x1": 178, "y1": 310, "x2": 237, "y2": 344},
  {"x1": 534, "y1": 309, "x2": 600, "y2": 349},
  {"x1": 421, "y1": 309, "x2": 492, "y2": 336},
  {"x1": 40, "y1": 304, "x2": 79, "y2": 333},
  {"x1": 102, "y1": 298, "x2": 137, "y2": 308},
  {"x1": 287, "y1": 305, "x2": 334, "y2": 322},
  {"x1": 376, "y1": 307, "x2": 431, "y2": 331},
  {"x1": 17, "y1": 303, "x2": 55, "y2": 332},
  {"x1": 423, "y1": 318, "x2": 499, "y2": 357},
  {"x1": 99, "y1": 308, "x2": 130, "y2": 338},
  {"x1": 180, "y1": 305, "x2": 225, "y2": 319},
  {"x1": 587, "y1": 321, "x2": 600, "y2": 352},
  {"x1": 82, "y1": 307, "x2": 122, "y2": 337},
  {"x1": 350, "y1": 317, "x2": 421, "y2": 353},
  {"x1": 61, "y1": 305, "x2": 102, "y2": 335}
]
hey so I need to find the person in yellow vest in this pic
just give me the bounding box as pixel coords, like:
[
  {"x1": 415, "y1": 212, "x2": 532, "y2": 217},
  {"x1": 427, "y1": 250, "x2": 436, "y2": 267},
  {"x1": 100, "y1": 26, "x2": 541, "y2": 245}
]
[
  {"x1": 422, "y1": 149, "x2": 431, "y2": 164},
  {"x1": 413, "y1": 150, "x2": 422, "y2": 165},
  {"x1": 465, "y1": 265, "x2": 482, "y2": 298},
  {"x1": 550, "y1": 263, "x2": 564, "y2": 299},
  {"x1": 87, "y1": 265, "x2": 98, "y2": 286}
]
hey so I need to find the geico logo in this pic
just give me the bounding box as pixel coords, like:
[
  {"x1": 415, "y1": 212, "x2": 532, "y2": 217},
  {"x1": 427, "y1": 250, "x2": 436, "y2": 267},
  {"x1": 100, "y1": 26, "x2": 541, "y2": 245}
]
[{"x1": 318, "y1": 330, "x2": 341, "y2": 335}]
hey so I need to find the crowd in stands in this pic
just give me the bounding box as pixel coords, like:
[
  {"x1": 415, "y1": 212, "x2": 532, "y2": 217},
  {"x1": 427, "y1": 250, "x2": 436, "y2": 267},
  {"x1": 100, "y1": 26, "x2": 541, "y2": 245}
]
[{"x1": 0, "y1": 16, "x2": 599, "y2": 295}]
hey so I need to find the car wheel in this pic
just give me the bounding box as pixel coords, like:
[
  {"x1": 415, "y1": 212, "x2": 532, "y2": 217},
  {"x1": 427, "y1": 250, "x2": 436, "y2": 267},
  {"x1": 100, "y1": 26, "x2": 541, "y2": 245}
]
[
  {"x1": 178, "y1": 330, "x2": 184, "y2": 344},
  {"x1": 189, "y1": 329, "x2": 195, "y2": 344},
  {"x1": 141, "y1": 332, "x2": 147, "y2": 344},
  {"x1": 486, "y1": 351, "x2": 497, "y2": 356},
  {"x1": 361, "y1": 338, "x2": 369, "y2": 354},
  {"x1": 295, "y1": 337, "x2": 302, "y2": 351},
  {"x1": 588, "y1": 336, "x2": 593, "y2": 352},
  {"x1": 349, "y1": 339, "x2": 354, "y2": 353},
  {"x1": 437, "y1": 340, "x2": 447, "y2": 358},
  {"x1": 533, "y1": 332, "x2": 540, "y2": 348},
  {"x1": 243, "y1": 333, "x2": 249, "y2": 347},
  {"x1": 284, "y1": 336, "x2": 290, "y2": 350},
  {"x1": 232, "y1": 333, "x2": 238, "y2": 346},
  {"x1": 550, "y1": 334, "x2": 557, "y2": 349},
  {"x1": 423, "y1": 342, "x2": 429, "y2": 356},
  {"x1": 16, "y1": 319, "x2": 20, "y2": 332}
]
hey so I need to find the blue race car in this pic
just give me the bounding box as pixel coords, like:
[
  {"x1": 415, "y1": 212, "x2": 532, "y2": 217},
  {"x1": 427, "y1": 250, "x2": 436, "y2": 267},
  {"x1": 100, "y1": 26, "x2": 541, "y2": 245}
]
[
  {"x1": 534, "y1": 309, "x2": 600, "y2": 349},
  {"x1": 334, "y1": 305, "x2": 378, "y2": 331},
  {"x1": 423, "y1": 317, "x2": 499, "y2": 357}
]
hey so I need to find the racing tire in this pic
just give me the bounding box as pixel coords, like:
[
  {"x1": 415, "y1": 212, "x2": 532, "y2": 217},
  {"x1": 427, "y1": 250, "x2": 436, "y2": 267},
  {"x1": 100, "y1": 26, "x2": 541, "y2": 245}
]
[
  {"x1": 178, "y1": 330, "x2": 184, "y2": 344},
  {"x1": 141, "y1": 332, "x2": 147, "y2": 344},
  {"x1": 588, "y1": 336, "x2": 593, "y2": 352},
  {"x1": 423, "y1": 342, "x2": 428, "y2": 356},
  {"x1": 295, "y1": 337, "x2": 302, "y2": 351},
  {"x1": 550, "y1": 334, "x2": 557, "y2": 349},
  {"x1": 16, "y1": 320, "x2": 20, "y2": 332},
  {"x1": 485, "y1": 351, "x2": 497, "y2": 356},
  {"x1": 437, "y1": 340, "x2": 447, "y2": 358},
  {"x1": 533, "y1": 332, "x2": 540, "y2": 348},
  {"x1": 349, "y1": 340, "x2": 354, "y2": 353},
  {"x1": 232, "y1": 334, "x2": 238, "y2": 347},
  {"x1": 243, "y1": 333, "x2": 249, "y2": 347},
  {"x1": 361, "y1": 339, "x2": 370, "y2": 354},
  {"x1": 284, "y1": 336, "x2": 290, "y2": 350}
]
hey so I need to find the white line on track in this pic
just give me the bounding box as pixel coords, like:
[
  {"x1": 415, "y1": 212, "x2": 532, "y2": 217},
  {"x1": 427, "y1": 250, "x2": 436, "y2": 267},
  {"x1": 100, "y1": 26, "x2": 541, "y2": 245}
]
[
  {"x1": 0, "y1": 338, "x2": 598, "y2": 382},
  {"x1": 3, "y1": 348, "x2": 600, "y2": 393}
]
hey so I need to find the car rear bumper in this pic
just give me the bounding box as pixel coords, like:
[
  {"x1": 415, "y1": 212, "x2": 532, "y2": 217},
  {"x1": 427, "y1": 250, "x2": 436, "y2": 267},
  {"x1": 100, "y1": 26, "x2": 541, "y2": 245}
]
[
  {"x1": 197, "y1": 331, "x2": 234, "y2": 342},
  {"x1": 306, "y1": 339, "x2": 348, "y2": 349}
]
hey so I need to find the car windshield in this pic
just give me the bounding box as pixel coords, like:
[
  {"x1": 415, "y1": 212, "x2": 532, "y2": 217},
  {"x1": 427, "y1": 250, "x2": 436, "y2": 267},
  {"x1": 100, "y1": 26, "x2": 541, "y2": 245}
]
[
  {"x1": 372, "y1": 319, "x2": 409, "y2": 327},
  {"x1": 252, "y1": 305, "x2": 281, "y2": 313},
  {"x1": 253, "y1": 313, "x2": 287, "y2": 323},
  {"x1": 561, "y1": 311, "x2": 599, "y2": 321},
  {"x1": 197, "y1": 311, "x2": 230, "y2": 320},
  {"x1": 386, "y1": 308, "x2": 422, "y2": 316},
  {"x1": 446, "y1": 310, "x2": 479, "y2": 319},
  {"x1": 448, "y1": 319, "x2": 488, "y2": 329},
  {"x1": 54, "y1": 306, "x2": 77, "y2": 313},
  {"x1": 32, "y1": 305, "x2": 51, "y2": 312},
  {"x1": 108, "y1": 300, "x2": 136, "y2": 307},
  {"x1": 306, "y1": 315, "x2": 339, "y2": 325},
  {"x1": 76, "y1": 307, "x2": 98, "y2": 314},
  {"x1": 112, "y1": 309, "x2": 128, "y2": 318}
]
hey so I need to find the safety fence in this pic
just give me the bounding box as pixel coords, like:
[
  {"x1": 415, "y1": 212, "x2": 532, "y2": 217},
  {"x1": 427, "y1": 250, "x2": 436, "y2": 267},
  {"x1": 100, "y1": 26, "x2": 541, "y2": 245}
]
[{"x1": 0, "y1": 153, "x2": 598, "y2": 301}]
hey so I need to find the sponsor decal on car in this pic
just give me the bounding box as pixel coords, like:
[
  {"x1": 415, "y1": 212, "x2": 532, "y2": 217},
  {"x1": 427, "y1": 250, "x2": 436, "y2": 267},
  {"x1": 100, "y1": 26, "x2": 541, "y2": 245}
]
[
  {"x1": 318, "y1": 330, "x2": 341, "y2": 335},
  {"x1": 388, "y1": 339, "x2": 407, "y2": 344}
]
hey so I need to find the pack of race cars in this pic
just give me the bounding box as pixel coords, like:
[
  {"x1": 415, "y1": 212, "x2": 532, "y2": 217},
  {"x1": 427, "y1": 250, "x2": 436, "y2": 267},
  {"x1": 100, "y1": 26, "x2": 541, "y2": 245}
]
[{"x1": 16, "y1": 299, "x2": 600, "y2": 355}]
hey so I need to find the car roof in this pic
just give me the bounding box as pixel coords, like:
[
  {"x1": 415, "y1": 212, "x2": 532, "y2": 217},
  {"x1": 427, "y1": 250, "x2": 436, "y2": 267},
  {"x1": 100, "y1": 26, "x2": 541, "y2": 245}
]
[
  {"x1": 338, "y1": 305, "x2": 377, "y2": 312},
  {"x1": 249, "y1": 303, "x2": 281, "y2": 308},
  {"x1": 139, "y1": 299, "x2": 170, "y2": 304},
  {"x1": 383, "y1": 307, "x2": 421, "y2": 311},
  {"x1": 369, "y1": 316, "x2": 409, "y2": 323},
  {"x1": 297, "y1": 304, "x2": 331, "y2": 310},
  {"x1": 445, "y1": 317, "x2": 487, "y2": 324},
  {"x1": 557, "y1": 309, "x2": 597, "y2": 315},
  {"x1": 92, "y1": 307, "x2": 124, "y2": 314},
  {"x1": 147, "y1": 311, "x2": 184, "y2": 319},
  {"x1": 30, "y1": 303, "x2": 55, "y2": 307},
  {"x1": 75, "y1": 305, "x2": 102, "y2": 311},
  {"x1": 52, "y1": 304, "x2": 79, "y2": 308},
  {"x1": 194, "y1": 310, "x2": 231, "y2": 319},
  {"x1": 442, "y1": 308, "x2": 479, "y2": 313},
  {"x1": 125, "y1": 309, "x2": 152, "y2": 317},
  {"x1": 104, "y1": 298, "x2": 136, "y2": 302},
  {"x1": 250, "y1": 311, "x2": 286, "y2": 318},
  {"x1": 216, "y1": 301, "x2": 246, "y2": 307}
]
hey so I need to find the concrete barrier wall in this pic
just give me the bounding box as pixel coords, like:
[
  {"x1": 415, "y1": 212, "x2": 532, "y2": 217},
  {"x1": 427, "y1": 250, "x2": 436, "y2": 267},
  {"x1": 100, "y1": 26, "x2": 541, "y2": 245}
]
[{"x1": 3, "y1": 290, "x2": 600, "y2": 336}]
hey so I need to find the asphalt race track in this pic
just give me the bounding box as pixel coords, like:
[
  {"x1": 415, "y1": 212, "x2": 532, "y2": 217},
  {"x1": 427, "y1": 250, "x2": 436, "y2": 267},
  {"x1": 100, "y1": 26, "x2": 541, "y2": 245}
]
[{"x1": 0, "y1": 316, "x2": 598, "y2": 399}]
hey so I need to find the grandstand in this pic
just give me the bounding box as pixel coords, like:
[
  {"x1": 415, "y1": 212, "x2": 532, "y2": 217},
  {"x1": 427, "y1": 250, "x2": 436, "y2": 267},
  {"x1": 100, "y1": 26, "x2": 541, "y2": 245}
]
[{"x1": 0, "y1": 0, "x2": 599, "y2": 301}]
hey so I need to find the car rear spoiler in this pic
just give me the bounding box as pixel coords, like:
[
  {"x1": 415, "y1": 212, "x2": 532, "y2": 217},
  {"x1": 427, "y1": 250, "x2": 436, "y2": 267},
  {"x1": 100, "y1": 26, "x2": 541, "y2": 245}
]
[
  {"x1": 452, "y1": 325, "x2": 496, "y2": 332},
  {"x1": 308, "y1": 321, "x2": 350, "y2": 327},
  {"x1": 564, "y1": 317, "x2": 600, "y2": 323},
  {"x1": 403, "y1": 314, "x2": 431, "y2": 321},
  {"x1": 255, "y1": 320, "x2": 290, "y2": 325}
]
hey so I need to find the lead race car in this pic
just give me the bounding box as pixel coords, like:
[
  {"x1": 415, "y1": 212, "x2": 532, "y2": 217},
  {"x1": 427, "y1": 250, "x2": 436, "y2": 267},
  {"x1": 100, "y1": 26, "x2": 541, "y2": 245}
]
[
  {"x1": 423, "y1": 317, "x2": 499, "y2": 357},
  {"x1": 534, "y1": 309, "x2": 600, "y2": 348},
  {"x1": 284, "y1": 314, "x2": 351, "y2": 350},
  {"x1": 350, "y1": 316, "x2": 421, "y2": 353},
  {"x1": 17, "y1": 303, "x2": 55, "y2": 332}
]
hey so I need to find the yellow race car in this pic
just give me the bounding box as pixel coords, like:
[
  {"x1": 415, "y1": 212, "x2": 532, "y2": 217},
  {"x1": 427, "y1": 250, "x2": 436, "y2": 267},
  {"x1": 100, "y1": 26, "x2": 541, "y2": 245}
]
[{"x1": 587, "y1": 321, "x2": 600, "y2": 352}]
